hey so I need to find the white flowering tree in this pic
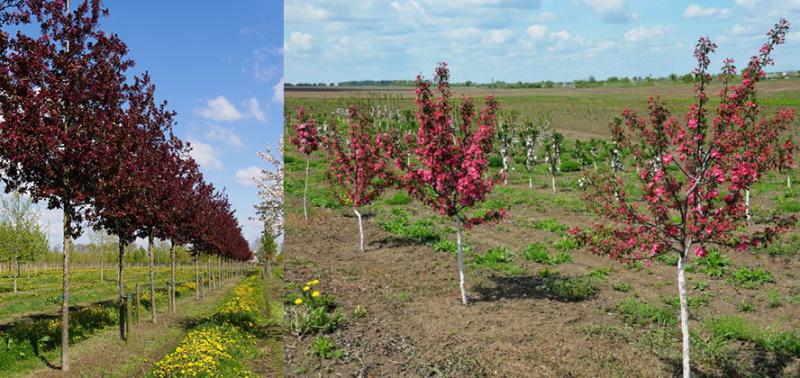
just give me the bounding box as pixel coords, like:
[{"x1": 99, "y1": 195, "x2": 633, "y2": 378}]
[{"x1": 256, "y1": 140, "x2": 284, "y2": 261}]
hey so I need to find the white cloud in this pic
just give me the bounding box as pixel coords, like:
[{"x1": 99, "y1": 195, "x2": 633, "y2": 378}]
[
  {"x1": 285, "y1": 2, "x2": 330, "y2": 22},
  {"x1": 204, "y1": 125, "x2": 243, "y2": 148},
  {"x1": 188, "y1": 139, "x2": 223, "y2": 170},
  {"x1": 623, "y1": 26, "x2": 669, "y2": 43},
  {"x1": 196, "y1": 96, "x2": 242, "y2": 122},
  {"x1": 731, "y1": 23, "x2": 754, "y2": 35},
  {"x1": 526, "y1": 24, "x2": 548, "y2": 40},
  {"x1": 530, "y1": 11, "x2": 556, "y2": 23},
  {"x1": 235, "y1": 166, "x2": 263, "y2": 187},
  {"x1": 683, "y1": 4, "x2": 731, "y2": 18},
  {"x1": 273, "y1": 78, "x2": 284, "y2": 104},
  {"x1": 483, "y1": 29, "x2": 512, "y2": 44},
  {"x1": 549, "y1": 30, "x2": 571, "y2": 42},
  {"x1": 286, "y1": 32, "x2": 313, "y2": 52},
  {"x1": 734, "y1": 0, "x2": 759, "y2": 9},
  {"x1": 443, "y1": 26, "x2": 481, "y2": 40},
  {"x1": 583, "y1": 0, "x2": 637, "y2": 22},
  {"x1": 247, "y1": 98, "x2": 266, "y2": 123}
]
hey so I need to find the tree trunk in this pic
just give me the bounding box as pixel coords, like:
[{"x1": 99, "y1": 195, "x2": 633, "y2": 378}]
[
  {"x1": 529, "y1": 177, "x2": 532, "y2": 189},
  {"x1": 745, "y1": 189, "x2": 751, "y2": 222},
  {"x1": 217, "y1": 256, "x2": 222, "y2": 287},
  {"x1": 207, "y1": 255, "x2": 212, "y2": 291},
  {"x1": 194, "y1": 255, "x2": 200, "y2": 299},
  {"x1": 170, "y1": 241, "x2": 176, "y2": 313},
  {"x1": 61, "y1": 203, "x2": 72, "y2": 372},
  {"x1": 13, "y1": 257, "x2": 18, "y2": 294},
  {"x1": 147, "y1": 234, "x2": 156, "y2": 323},
  {"x1": 100, "y1": 258, "x2": 104, "y2": 283},
  {"x1": 354, "y1": 207, "x2": 364, "y2": 252},
  {"x1": 456, "y1": 217, "x2": 468, "y2": 305},
  {"x1": 788, "y1": 175, "x2": 792, "y2": 189},
  {"x1": 551, "y1": 175, "x2": 557, "y2": 193},
  {"x1": 678, "y1": 250, "x2": 691, "y2": 378},
  {"x1": 303, "y1": 159, "x2": 310, "y2": 220},
  {"x1": 117, "y1": 241, "x2": 126, "y2": 340}
]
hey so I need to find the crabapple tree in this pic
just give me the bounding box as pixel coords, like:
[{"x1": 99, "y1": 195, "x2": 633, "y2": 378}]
[
  {"x1": 290, "y1": 107, "x2": 321, "y2": 220},
  {"x1": 573, "y1": 20, "x2": 795, "y2": 377}
]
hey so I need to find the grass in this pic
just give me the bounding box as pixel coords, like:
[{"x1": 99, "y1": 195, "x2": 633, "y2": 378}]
[
  {"x1": 521, "y1": 242, "x2": 572, "y2": 265},
  {"x1": 376, "y1": 208, "x2": 441, "y2": 244},
  {"x1": 692, "y1": 249, "x2": 731, "y2": 277},
  {"x1": 728, "y1": 266, "x2": 774, "y2": 289},
  {"x1": 704, "y1": 316, "x2": 800, "y2": 357},
  {"x1": 617, "y1": 298, "x2": 676, "y2": 327},
  {"x1": 309, "y1": 335, "x2": 343, "y2": 359},
  {"x1": 470, "y1": 247, "x2": 525, "y2": 275}
]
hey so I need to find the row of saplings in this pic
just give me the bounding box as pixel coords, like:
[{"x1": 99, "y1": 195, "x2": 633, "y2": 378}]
[
  {"x1": 0, "y1": 0, "x2": 253, "y2": 371},
  {"x1": 288, "y1": 21, "x2": 796, "y2": 377}
]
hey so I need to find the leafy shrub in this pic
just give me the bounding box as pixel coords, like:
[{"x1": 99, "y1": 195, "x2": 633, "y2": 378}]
[{"x1": 728, "y1": 267, "x2": 774, "y2": 289}]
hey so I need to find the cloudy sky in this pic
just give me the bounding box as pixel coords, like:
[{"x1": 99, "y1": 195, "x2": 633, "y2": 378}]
[
  {"x1": 33, "y1": 1, "x2": 284, "y2": 248},
  {"x1": 285, "y1": 0, "x2": 800, "y2": 83}
]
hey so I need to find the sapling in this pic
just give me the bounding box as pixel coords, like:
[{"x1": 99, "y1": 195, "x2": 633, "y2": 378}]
[
  {"x1": 497, "y1": 114, "x2": 514, "y2": 185},
  {"x1": 543, "y1": 132, "x2": 563, "y2": 192},
  {"x1": 518, "y1": 119, "x2": 541, "y2": 189},
  {"x1": 397, "y1": 63, "x2": 505, "y2": 305},
  {"x1": 290, "y1": 108, "x2": 321, "y2": 220},
  {"x1": 321, "y1": 106, "x2": 393, "y2": 252},
  {"x1": 573, "y1": 20, "x2": 795, "y2": 377}
]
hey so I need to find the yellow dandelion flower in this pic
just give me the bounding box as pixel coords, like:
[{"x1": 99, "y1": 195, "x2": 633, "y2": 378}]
[
  {"x1": 311, "y1": 291, "x2": 320, "y2": 298},
  {"x1": 302, "y1": 285, "x2": 310, "y2": 291},
  {"x1": 294, "y1": 298, "x2": 303, "y2": 305}
]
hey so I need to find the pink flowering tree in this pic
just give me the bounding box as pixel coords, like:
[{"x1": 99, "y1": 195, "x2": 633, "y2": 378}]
[
  {"x1": 321, "y1": 106, "x2": 393, "y2": 252},
  {"x1": 290, "y1": 107, "x2": 320, "y2": 220},
  {"x1": 398, "y1": 63, "x2": 504, "y2": 305},
  {"x1": 573, "y1": 20, "x2": 795, "y2": 377}
]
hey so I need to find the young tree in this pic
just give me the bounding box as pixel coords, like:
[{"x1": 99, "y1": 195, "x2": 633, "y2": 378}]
[
  {"x1": 497, "y1": 114, "x2": 514, "y2": 185},
  {"x1": 258, "y1": 225, "x2": 277, "y2": 276},
  {"x1": 256, "y1": 141, "x2": 284, "y2": 255},
  {"x1": 518, "y1": 117, "x2": 543, "y2": 189},
  {"x1": 573, "y1": 21, "x2": 794, "y2": 377},
  {"x1": 321, "y1": 106, "x2": 393, "y2": 253},
  {"x1": 397, "y1": 63, "x2": 504, "y2": 305},
  {"x1": 542, "y1": 131, "x2": 563, "y2": 192},
  {"x1": 290, "y1": 107, "x2": 320, "y2": 220},
  {"x1": 608, "y1": 117, "x2": 627, "y2": 176},
  {"x1": 0, "y1": 192, "x2": 48, "y2": 293},
  {"x1": 0, "y1": 0, "x2": 132, "y2": 369}
]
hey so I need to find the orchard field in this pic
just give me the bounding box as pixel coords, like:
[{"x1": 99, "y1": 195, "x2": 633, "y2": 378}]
[
  {"x1": 0, "y1": 263, "x2": 284, "y2": 377},
  {"x1": 283, "y1": 77, "x2": 800, "y2": 377}
]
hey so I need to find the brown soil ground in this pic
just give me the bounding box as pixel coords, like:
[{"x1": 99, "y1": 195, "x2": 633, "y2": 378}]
[{"x1": 283, "y1": 191, "x2": 800, "y2": 377}]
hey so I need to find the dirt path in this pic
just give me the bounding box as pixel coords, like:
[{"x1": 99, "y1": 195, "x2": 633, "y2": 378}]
[{"x1": 23, "y1": 276, "x2": 242, "y2": 378}]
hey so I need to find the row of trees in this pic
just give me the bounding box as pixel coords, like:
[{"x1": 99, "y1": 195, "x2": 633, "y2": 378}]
[
  {"x1": 0, "y1": 0, "x2": 252, "y2": 370},
  {"x1": 288, "y1": 20, "x2": 795, "y2": 377}
]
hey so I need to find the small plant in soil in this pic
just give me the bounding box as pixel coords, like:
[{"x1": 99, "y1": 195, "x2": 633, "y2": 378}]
[
  {"x1": 612, "y1": 282, "x2": 632, "y2": 292},
  {"x1": 766, "y1": 289, "x2": 782, "y2": 308},
  {"x1": 522, "y1": 242, "x2": 572, "y2": 265},
  {"x1": 531, "y1": 218, "x2": 569, "y2": 234},
  {"x1": 470, "y1": 247, "x2": 524, "y2": 275},
  {"x1": 692, "y1": 249, "x2": 731, "y2": 277},
  {"x1": 286, "y1": 279, "x2": 344, "y2": 337},
  {"x1": 310, "y1": 335, "x2": 343, "y2": 359},
  {"x1": 352, "y1": 304, "x2": 368, "y2": 318}
]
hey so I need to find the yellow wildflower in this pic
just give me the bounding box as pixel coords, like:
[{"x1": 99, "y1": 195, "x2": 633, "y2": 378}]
[
  {"x1": 302, "y1": 285, "x2": 310, "y2": 292},
  {"x1": 311, "y1": 291, "x2": 320, "y2": 298},
  {"x1": 294, "y1": 298, "x2": 303, "y2": 305},
  {"x1": 306, "y1": 279, "x2": 320, "y2": 285}
]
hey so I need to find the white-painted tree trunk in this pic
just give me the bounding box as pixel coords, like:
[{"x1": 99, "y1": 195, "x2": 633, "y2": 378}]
[
  {"x1": 13, "y1": 258, "x2": 18, "y2": 294},
  {"x1": 551, "y1": 176, "x2": 556, "y2": 193},
  {"x1": 354, "y1": 207, "x2": 364, "y2": 252},
  {"x1": 147, "y1": 235, "x2": 156, "y2": 323},
  {"x1": 303, "y1": 159, "x2": 310, "y2": 220},
  {"x1": 787, "y1": 175, "x2": 792, "y2": 189},
  {"x1": 745, "y1": 189, "x2": 751, "y2": 222},
  {"x1": 529, "y1": 177, "x2": 533, "y2": 189},
  {"x1": 456, "y1": 217, "x2": 467, "y2": 305},
  {"x1": 678, "y1": 251, "x2": 691, "y2": 378}
]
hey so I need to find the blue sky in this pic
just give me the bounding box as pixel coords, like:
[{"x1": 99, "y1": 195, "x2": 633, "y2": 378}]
[
  {"x1": 36, "y1": 0, "x2": 284, "y2": 248},
  {"x1": 285, "y1": 0, "x2": 800, "y2": 83}
]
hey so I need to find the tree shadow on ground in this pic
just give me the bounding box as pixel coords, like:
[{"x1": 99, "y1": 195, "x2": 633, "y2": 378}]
[
  {"x1": 658, "y1": 345, "x2": 798, "y2": 378},
  {"x1": 472, "y1": 273, "x2": 599, "y2": 303},
  {"x1": 371, "y1": 235, "x2": 435, "y2": 249}
]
